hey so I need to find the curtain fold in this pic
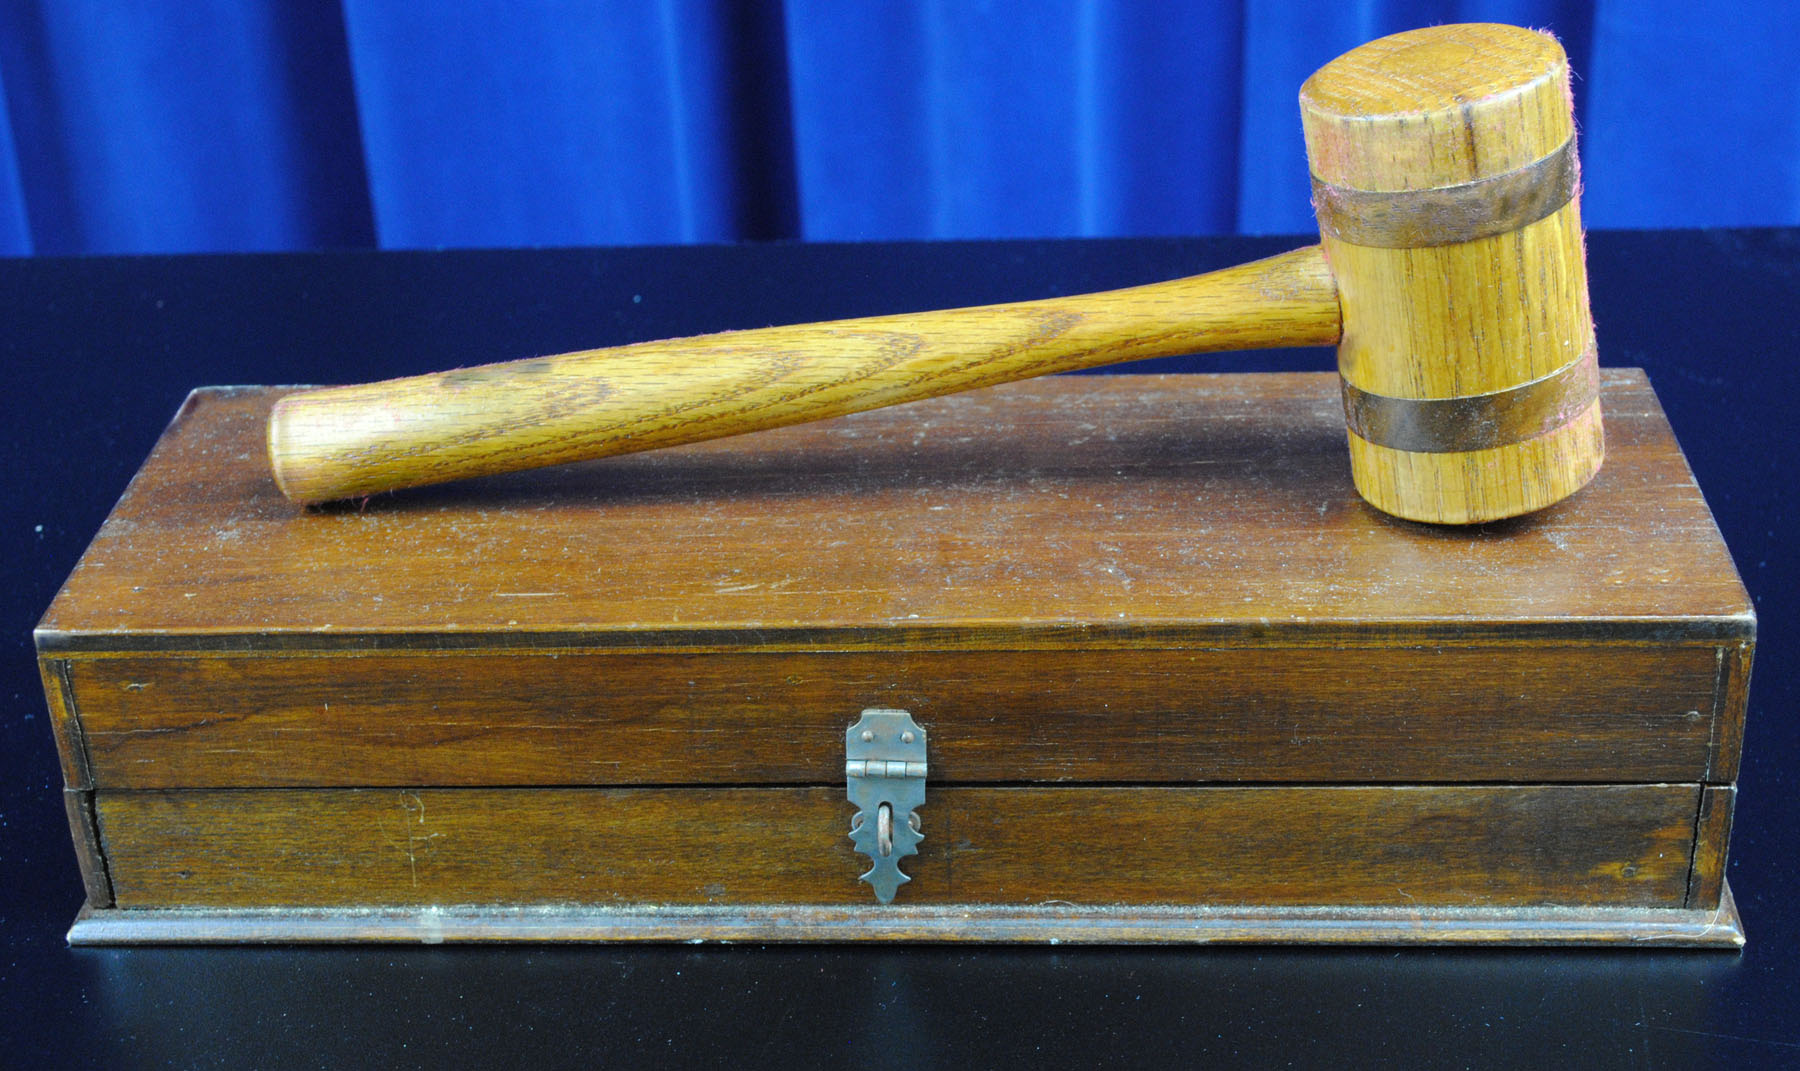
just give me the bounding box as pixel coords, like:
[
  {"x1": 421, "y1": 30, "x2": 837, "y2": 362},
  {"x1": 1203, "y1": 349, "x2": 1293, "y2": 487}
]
[
  {"x1": 339, "y1": 0, "x2": 792, "y2": 248},
  {"x1": 781, "y1": 0, "x2": 1247, "y2": 241},
  {"x1": 0, "y1": 0, "x2": 370, "y2": 254},
  {"x1": 0, "y1": 1, "x2": 1790, "y2": 254},
  {"x1": 0, "y1": 68, "x2": 29, "y2": 255}
]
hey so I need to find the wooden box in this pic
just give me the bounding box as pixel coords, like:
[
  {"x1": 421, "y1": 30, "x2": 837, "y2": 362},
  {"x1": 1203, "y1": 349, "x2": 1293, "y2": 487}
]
[{"x1": 37, "y1": 371, "x2": 1752, "y2": 945}]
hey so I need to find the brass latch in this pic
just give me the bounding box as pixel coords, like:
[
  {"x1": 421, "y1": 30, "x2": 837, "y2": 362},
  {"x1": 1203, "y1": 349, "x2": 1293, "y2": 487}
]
[{"x1": 846, "y1": 709, "x2": 927, "y2": 904}]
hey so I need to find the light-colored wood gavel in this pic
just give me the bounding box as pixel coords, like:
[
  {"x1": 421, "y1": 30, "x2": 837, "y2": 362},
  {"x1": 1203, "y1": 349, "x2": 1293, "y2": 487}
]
[{"x1": 269, "y1": 23, "x2": 1600, "y2": 525}]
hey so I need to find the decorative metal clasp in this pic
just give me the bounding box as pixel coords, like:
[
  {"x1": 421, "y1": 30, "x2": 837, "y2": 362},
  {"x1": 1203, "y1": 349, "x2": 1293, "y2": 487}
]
[{"x1": 846, "y1": 709, "x2": 927, "y2": 904}]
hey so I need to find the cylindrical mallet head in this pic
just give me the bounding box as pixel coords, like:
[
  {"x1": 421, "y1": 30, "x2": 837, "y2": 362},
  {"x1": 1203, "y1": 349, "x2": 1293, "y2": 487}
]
[{"x1": 1301, "y1": 23, "x2": 1602, "y2": 524}]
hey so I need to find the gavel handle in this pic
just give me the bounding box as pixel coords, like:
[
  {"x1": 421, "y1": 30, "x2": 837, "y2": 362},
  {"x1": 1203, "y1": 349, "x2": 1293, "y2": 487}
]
[{"x1": 268, "y1": 244, "x2": 1341, "y2": 504}]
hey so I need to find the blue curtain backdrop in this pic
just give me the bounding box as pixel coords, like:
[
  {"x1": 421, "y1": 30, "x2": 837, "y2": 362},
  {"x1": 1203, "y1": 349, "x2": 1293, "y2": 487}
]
[{"x1": 0, "y1": 0, "x2": 1794, "y2": 256}]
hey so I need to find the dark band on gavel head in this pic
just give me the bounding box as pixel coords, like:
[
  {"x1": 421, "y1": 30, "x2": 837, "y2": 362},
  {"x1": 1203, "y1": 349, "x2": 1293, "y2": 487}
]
[
  {"x1": 1322, "y1": 134, "x2": 1589, "y2": 454},
  {"x1": 1311, "y1": 137, "x2": 1578, "y2": 249},
  {"x1": 1340, "y1": 344, "x2": 1599, "y2": 454}
]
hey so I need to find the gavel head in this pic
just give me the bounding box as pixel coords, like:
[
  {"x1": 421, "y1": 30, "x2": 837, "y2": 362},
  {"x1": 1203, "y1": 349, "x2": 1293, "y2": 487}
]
[{"x1": 1301, "y1": 23, "x2": 1601, "y2": 525}]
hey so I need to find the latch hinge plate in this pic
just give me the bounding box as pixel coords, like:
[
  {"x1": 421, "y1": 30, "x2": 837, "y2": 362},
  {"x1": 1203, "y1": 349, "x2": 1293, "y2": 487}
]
[{"x1": 846, "y1": 708, "x2": 927, "y2": 904}]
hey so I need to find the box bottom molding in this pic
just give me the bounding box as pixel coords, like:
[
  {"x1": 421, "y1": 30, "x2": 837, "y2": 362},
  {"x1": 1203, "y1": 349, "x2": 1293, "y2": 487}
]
[{"x1": 69, "y1": 881, "x2": 1743, "y2": 947}]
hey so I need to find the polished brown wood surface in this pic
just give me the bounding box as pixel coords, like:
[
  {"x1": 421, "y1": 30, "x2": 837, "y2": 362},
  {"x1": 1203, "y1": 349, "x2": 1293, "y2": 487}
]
[
  {"x1": 263, "y1": 25, "x2": 1609, "y2": 526},
  {"x1": 61, "y1": 644, "x2": 1723, "y2": 788},
  {"x1": 62, "y1": 790, "x2": 112, "y2": 908},
  {"x1": 38, "y1": 373, "x2": 1752, "y2": 646},
  {"x1": 97, "y1": 784, "x2": 1700, "y2": 910},
  {"x1": 1689, "y1": 785, "x2": 1737, "y2": 910},
  {"x1": 36, "y1": 370, "x2": 1754, "y2": 944},
  {"x1": 1302, "y1": 24, "x2": 1601, "y2": 523},
  {"x1": 38, "y1": 659, "x2": 88, "y2": 789},
  {"x1": 267, "y1": 248, "x2": 1340, "y2": 504},
  {"x1": 1713, "y1": 641, "x2": 1754, "y2": 783}
]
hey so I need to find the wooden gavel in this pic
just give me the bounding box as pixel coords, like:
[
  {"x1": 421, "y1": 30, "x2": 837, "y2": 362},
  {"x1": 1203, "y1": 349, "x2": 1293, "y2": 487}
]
[{"x1": 269, "y1": 23, "x2": 1601, "y2": 525}]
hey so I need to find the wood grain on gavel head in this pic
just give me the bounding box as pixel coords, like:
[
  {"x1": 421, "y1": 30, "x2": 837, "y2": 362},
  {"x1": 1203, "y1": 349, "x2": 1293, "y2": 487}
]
[
  {"x1": 1302, "y1": 23, "x2": 1600, "y2": 524},
  {"x1": 266, "y1": 23, "x2": 1600, "y2": 526}
]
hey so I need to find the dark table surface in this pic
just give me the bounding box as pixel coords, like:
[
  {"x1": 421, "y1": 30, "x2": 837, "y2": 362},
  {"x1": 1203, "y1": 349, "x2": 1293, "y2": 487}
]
[{"x1": 3, "y1": 232, "x2": 1796, "y2": 1068}]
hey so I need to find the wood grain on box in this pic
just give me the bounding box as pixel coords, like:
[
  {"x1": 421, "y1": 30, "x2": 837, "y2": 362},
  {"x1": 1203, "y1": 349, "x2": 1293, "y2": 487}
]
[
  {"x1": 37, "y1": 372, "x2": 1754, "y2": 945},
  {"x1": 69, "y1": 645, "x2": 1722, "y2": 788},
  {"x1": 1687, "y1": 785, "x2": 1737, "y2": 910},
  {"x1": 37, "y1": 375, "x2": 1751, "y2": 647},
  {"x1": 98, "y1": 784, "x2": 1698, "y2": 910}
]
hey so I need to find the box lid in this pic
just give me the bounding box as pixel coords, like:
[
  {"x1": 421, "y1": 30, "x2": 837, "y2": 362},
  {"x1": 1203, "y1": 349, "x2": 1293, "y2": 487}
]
[
  {"x1": 38, "y1": 371, "x2": 1752, "y2": 649},
  {"x1": 36, "y1": 372, "x2": 1754, "y2": 791}
]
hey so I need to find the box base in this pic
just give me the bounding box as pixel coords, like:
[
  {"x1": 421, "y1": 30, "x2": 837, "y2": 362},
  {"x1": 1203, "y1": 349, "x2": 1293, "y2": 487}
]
[{"x1": 69, "y1": 883, "x2": 1743, "y2": 948}]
